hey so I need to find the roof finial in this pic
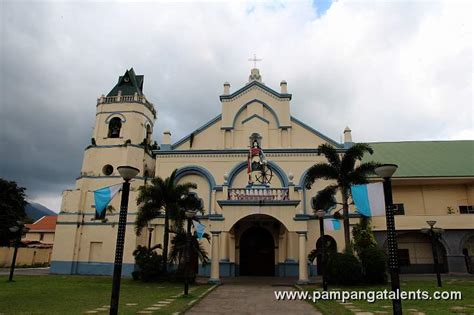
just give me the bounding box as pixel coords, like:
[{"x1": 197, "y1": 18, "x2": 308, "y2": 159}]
[{"x1": 248, "y1": 53, "x2": 262, "y2": 68}]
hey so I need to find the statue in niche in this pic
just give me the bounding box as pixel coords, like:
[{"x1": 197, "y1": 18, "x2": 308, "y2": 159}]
[{"x1": 247, "y1": 136, "x2": 273, "y2": 185}]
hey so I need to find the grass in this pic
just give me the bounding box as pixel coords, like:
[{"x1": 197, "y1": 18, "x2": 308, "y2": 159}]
[
  {"x1": 0, "y1": 275, "x2": 213, "y2": 314},
  {"x1": 303, "y1": 276, "x2": 474, "y2": 315}
]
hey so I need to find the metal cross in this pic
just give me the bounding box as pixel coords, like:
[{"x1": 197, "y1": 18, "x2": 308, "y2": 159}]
[{"x1": 248, "y1": 54, "x2": 262, "y2": 68}]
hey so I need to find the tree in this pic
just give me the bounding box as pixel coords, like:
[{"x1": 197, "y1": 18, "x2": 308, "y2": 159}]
[
  {"x1": 168, "y1": 227, "x2": 210, "y2": 270},
  {"x1": 0, "y1": 178, "x2": 28, "y2": 246},
  {"x1": 305, "y1": 143, "x2": 379, "y2": 251},
  {"x1": 352, "y1": 216, "x2": 377, "y2": 256},
  {"x1": 135, "y1": 170, "x2": 197, "y2": 273}
]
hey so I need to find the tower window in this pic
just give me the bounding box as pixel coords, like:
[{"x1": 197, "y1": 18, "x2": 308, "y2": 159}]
[
  {"x1": 108, "y1": 117, "x2": 122, "y2": 138},
  {"x1": 102, "y1": 164, "x2": 114, "y2": 176}
]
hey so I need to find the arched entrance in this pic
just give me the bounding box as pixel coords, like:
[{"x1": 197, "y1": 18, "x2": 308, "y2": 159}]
[{"x1": 240, "y1": 226, "x2": 275, "y2": 276}]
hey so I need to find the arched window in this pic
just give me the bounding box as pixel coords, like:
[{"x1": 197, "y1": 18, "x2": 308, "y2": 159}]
[{"x1": 108, "y1": 117, "x2": 122, "y2": 138}]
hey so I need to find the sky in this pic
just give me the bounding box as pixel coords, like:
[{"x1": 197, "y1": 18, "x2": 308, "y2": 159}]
[{"x1": 0, "y1": 0, "x2": 472, "y2": 212}]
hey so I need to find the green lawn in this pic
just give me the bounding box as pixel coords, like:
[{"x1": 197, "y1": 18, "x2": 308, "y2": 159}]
[
  {"x1": 304, "y1": 277, "x2": 474, "y2": 315},
  {"x1": 0, "y1": 275, "x2": 213, "y2": 314}
]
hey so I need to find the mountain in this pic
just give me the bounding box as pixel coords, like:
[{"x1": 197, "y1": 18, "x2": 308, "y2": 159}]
[{"x1": 25, "y1": 203, "x2": 57, "y2": 222}]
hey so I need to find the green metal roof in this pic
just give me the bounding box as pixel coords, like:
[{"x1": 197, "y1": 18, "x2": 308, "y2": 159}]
[
  {"x1": 363, "y1": 140, "x2": 474, "y2": 177},
  {"x1": 107, "y1": 68, "x2": 144, "y2": 97}
]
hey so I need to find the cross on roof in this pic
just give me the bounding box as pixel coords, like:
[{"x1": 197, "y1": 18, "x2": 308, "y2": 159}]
[{"x1": 248, "y1": 54, "x2": 262, "y2": 68}]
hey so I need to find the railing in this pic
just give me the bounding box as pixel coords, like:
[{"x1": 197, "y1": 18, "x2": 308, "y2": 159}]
[
  {"x1": 228, "y1": 188, "x2": 289, "y2": 201},
  {"x1": 97, "y1": 94, "x2": 156, "y2": 117}
]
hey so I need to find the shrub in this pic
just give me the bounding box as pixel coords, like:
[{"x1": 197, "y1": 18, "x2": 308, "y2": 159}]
[
  {"x1": 360, "y1": 247, "x2": 388, "y2": 284},
  {"x1": 327, "y1": 252, "x2": 363, "y2": 285},
  {"x1": 133, "y1": 245, "x2": 164, "y2": 282}
]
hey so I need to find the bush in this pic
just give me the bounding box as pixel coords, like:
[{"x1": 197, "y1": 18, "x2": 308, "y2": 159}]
[
  {"x1": 133, "y1": 245, "x2": 164, "y2": 282},
  {"x1": 327, "y1": 252, "x2": 363, "y2": 285},
  {"x1": 360, "y1": 247, "x2": 388, "y2": 284}
]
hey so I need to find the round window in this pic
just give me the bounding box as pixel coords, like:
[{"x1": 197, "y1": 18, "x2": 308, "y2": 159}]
[{"x1": 102, "y1": 164, "x2": 114, "y2": 176}]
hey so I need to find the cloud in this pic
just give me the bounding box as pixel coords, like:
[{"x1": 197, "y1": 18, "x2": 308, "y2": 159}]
[{"x1": 0, "y1": 0, "x2": 471, "y2": 210}]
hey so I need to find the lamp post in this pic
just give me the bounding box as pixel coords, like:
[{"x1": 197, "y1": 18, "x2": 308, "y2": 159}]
[
  {"x1": 316, "y1": 209, "x2": 328, "y2": 291},
  {"x1": 110, "y1": 165, "x2": 139, "y2": 315},
  {"x1": 375, "y1": 164, "x2": 402, "y2": 315},
  {"x1": 147, "y1": 223, "x2": 154, "y2": 249},
  {"x1": 422, "y1": 220, "x2": 444, "y2": 287},
  {"x1": 184, "y1": 209, "x2": 197, "y2": 296},
  {"x1": 8, "y1": 221, "x2": 29, "y2": 282}
]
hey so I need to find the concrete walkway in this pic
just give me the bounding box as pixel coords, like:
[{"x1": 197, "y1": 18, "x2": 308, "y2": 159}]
[{"x1": 186, "y1": 282, "x2": 321, "y2": 315}]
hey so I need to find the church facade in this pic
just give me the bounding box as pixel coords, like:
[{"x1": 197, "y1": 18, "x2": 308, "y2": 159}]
[{"x1": 50, "y1": 68, "x2": 474, "y2": 282}]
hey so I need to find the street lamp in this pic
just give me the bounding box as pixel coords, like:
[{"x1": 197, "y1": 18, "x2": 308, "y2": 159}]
[
  {"x1": 375, "y1": 164, "x2": 402, "y2": 315},
  {"x1": 421, "y1": 220, "x2": 444, "y2": 287},
  {"x1": 8, "y1": 221, "x2": 29, "y2": 282},
  {"x1": 316, "y1": 209, "x2": 328, "y2": 291},
  {"x1": 184, "y1": 209, "x2": 197, "y2": 296},
  {"x1": 147, "y1": 223, "x2": 154, "y2": 249},
  {"x1": 110, "y1": 165, "x2": 139, "y2": 315}
]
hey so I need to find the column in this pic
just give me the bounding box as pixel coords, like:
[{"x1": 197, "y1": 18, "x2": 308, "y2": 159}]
[
  {"x1": 297, "y1": 231, "x2": 309, "y2": 284},
  {"x1": 220, "y1": 232, "x2": 229, "y2": 261},
  {"x1": 209, "y1": 231, "x2": 221, "y2": 284}
]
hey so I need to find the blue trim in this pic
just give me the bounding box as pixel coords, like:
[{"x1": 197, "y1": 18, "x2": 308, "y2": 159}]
[
  {"x1": 293, "y1": 214, "x2": 311, "y2": 221},
  {"x1": 154, "y1": 147, "x2": 347, "y2": 156},
  {"x1": 227, "y1": 161, "x2": 289, "y2": 187},
  {"x1": 171, "y1": 114, "x2": 222, "y2": 149},
  {"x1": 76, "y1": 175, "x2": 148, "y2": 180},
  {"x1": 160, "y1": 144, "x2": 171, "y2": 151},
  {"x1": 241, "y1": 114, "x2": 270, "y2": 125},
  {"x1": 230, "y1": 99, "x2": 282, "y2": 129},
  {"x1": 56, "y1": 221, "x2": 137, "y2": 226},
  {"x1": 291, "y1": 116, "x2": 342, "y2": 148},
  {"x1": 175, "y1": 165, "x2": 217, "y2": 188},
  {"x1": 154, "y1": 148, "x2": 348, "y2": 155},
  {"x1": 175, "y1": 165, "x2": 216, "y2": 214},
  {"x1": 84, "y1": 144, "x2": 154, "y2": 158},
  {"x1": 277, "y1": 261, "x2": 299, "y2": 277},
  {"x1": 219, "y1": 80, "x2": 292, "y2": 101},
  {"x1": 208, "y1": 214, "x2": 225, "y2": 221},
  {"x1": 50, "y1": 261, "x2": 135, "y2": 276},
  {"x1": 218, "y1": 200, "x2": 300, "y2": 207}
]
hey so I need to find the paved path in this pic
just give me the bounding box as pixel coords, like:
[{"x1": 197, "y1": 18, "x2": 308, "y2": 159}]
[
  {"x1": 0, "y1": 267, "x2": 50, "y2": 276},
  {"x1": 186, "y1": 283, "x2": 321, "y2": 315}
]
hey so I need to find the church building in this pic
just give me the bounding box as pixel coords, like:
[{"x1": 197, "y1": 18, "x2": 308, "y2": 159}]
[{"x1": 51, "y1": 67, "x2": 474, "y2": 282}]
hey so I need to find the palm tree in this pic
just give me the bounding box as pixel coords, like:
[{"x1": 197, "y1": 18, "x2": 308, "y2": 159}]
[
  {"x1": 305, "y1": 143, "x2": 380, "y2": 251},
  {"x1": 135, "y1": 169, "x2": 197, "y2": 272},
  {"x1": 168, "y1": 227, "x2": 210, "y2": 270}
]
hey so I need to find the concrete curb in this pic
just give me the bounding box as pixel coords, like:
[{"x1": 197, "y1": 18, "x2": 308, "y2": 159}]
[{"x1": 181, "y1": 284, "x2": 220, "y2": 314}]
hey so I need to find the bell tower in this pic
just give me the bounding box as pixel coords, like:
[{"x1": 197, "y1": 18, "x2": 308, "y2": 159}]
[
  {"x1": 83, "y1": 67, "x2": 156, "y2": 180},
  {"x1": 51, "y1": 68, "x2": 156, "y2": 276}
]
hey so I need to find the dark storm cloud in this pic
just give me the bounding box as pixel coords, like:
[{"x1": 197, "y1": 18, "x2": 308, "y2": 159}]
[{"x1": 0, "y1": 1, "x2": 471, "y2": 210}]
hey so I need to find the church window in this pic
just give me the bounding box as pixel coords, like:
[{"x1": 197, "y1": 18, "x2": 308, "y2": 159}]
[
  {"x1": 102, "y1": 164, "x2": 114, "y2": 176},
  {"x1": 108, "y1": 117, "x2": 122, "y2": 138}
]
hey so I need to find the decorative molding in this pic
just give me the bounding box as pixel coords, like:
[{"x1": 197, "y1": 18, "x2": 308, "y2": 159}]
[
  {"x1": 219, "y1": 80, "x2": 292, "y2": 101},
  {"x1": 230, "y1": 99, "x2": 282, "y2": 129},
  {"x1": 241, "y1": 114, "x2": 270, "y2": 125}
]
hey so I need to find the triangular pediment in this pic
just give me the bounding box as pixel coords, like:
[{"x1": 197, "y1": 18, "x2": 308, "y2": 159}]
[{"x1": 219, "y1": 80, "x2": 292, "y2": 101}]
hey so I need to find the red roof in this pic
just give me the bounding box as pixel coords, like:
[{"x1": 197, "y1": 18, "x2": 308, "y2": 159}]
[{"x1": 26, "y1": 216, "x2": 57, "y2": 232}]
